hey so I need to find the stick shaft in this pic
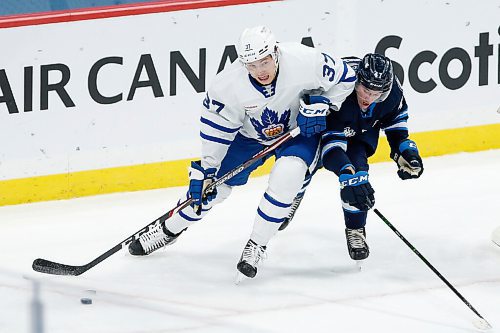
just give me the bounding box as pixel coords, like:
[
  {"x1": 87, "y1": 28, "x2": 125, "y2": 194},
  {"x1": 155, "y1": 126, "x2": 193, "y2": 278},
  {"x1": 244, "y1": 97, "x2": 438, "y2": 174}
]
[
  {"x1": 33, "y1": 128, "x2": 300, "y2": 276},
  {"x1": 373, "y1": 208, "x2": 490, "y2": 325}
]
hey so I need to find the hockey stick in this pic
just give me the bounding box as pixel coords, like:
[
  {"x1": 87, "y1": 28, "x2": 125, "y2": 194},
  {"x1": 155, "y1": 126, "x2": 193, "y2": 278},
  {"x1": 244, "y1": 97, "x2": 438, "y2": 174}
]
[
  {"x1": 491, "y1": 226, "x2": 500, "y2": 247},
  {"x1": 32, "y1": 127, "x2": 301, "y2": 276},
  {"x1": 373, "y1": 208, "x2": 492, "y2": 330}
]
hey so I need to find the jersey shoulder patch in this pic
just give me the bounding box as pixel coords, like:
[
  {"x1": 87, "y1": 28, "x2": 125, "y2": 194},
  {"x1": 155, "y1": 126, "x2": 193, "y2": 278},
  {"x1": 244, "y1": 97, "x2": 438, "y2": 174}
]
[{"x1": 341, "y1": 56, "x2": 362, "y2": 74}]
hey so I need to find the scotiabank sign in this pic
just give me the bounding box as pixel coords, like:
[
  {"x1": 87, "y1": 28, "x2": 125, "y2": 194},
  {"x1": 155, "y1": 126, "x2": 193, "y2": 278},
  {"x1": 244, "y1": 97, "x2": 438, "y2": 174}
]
[{"x1": 375, "y1": 28, "x2": 500, "y2": 93}]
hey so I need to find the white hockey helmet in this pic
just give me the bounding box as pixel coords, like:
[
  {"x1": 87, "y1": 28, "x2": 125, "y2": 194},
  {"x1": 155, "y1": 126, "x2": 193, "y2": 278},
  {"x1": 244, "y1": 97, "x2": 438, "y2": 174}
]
[{"x1": 237, "y1": 25, "x2": 279, "y2": 65}]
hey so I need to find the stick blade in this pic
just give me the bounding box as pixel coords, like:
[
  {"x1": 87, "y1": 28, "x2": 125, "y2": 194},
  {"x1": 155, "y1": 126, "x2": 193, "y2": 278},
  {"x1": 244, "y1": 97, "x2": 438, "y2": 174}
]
[
  {"x1": 491, "y1": 226, "x2": 500, "y2": 247},
  {"x1": 32, "y1": 258, "x2": 84, "y2": 276},
  {"x1": 473, "y1": 318, "x2": 493, "y2": 331}
]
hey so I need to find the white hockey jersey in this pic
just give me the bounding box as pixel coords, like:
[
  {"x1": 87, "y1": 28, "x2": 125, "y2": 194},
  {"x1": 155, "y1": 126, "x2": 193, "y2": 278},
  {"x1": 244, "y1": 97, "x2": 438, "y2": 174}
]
[{"x1": 200, "y1": 42, "x2": 356, "y2": 170}]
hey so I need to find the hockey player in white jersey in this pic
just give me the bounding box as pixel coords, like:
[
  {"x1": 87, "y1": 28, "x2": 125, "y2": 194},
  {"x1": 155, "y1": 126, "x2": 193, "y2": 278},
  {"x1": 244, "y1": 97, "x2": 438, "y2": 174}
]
[{"x1": 128, "y1": 26, "x2": 356, "y2": 280}]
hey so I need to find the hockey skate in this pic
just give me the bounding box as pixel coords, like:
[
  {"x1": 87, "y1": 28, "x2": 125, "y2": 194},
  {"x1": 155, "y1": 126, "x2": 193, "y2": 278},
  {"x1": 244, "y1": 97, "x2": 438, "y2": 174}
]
[
  {"x1": 345, "y1": 227, "x2": 370, "y2": 263},
  {"x1": 278, "y1": 192, "x2": 304, "y2": 231},
  {"x1": 235, "y1": 239, "x2": 267, "y2": 283},
  {"x1": 128, "y1": 220, "x2": 182, "y2": 256}
]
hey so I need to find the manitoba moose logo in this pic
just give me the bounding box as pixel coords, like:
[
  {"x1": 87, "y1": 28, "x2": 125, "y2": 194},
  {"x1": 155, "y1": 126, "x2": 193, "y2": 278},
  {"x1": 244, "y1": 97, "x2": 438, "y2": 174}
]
[
  {"x1": 250, "y1": 107, "x2": 290, "y2": 141},
  {"x1": 344, "y1": 127, "x2": 356, "y2": 137}
]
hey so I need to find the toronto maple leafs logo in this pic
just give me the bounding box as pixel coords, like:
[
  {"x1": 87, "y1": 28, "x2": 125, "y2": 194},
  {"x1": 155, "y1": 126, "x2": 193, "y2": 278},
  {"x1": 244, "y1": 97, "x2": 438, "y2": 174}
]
[{"x1": 250, "y1": 107, "x2": 291, "y2": 141}]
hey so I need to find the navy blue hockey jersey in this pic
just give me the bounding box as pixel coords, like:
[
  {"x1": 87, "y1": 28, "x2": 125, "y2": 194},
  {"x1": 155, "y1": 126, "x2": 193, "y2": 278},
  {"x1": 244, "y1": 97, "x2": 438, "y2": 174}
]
[{"x1": 321, "y1": 67, "x2": 409, "y2": 175}]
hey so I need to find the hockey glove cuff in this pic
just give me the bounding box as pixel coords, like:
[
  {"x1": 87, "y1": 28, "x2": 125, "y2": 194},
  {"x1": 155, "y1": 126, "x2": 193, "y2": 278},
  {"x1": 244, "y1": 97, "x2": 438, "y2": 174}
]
[
  {"x1": 391, "y1": 140, "x2": 424, "y2": 180},
  {"x1": 297, "y1": 95, "x2": 330, "y2": 137},
  {"x1": 339, "y1": 171, "x2": 375, "y2": 211},
  {"x1": 188, "y1": 160, "x2": 217, "y2": 214}
]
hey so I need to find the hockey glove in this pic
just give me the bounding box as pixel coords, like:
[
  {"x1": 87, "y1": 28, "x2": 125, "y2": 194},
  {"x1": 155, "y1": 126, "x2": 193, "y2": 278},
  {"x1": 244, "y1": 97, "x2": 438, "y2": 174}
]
[
  {"x1": 188, "y1": 160, "x2": 217, "y2": 214},
  {"x1": 391, "y1": 140, "x2": 424, "y2": 180},
  {"x1": 339, "y1": 171, "x2": 375, "y2": 211},
  {"x1": 297, "y1": 95, "x2": 330, "y2": 137}
]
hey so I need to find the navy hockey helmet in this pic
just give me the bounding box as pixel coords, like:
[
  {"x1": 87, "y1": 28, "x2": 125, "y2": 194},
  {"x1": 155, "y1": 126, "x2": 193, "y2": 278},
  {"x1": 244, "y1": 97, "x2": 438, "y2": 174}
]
[{"x1": 357, "y1": 53, "x2": 393, "y2": 97}]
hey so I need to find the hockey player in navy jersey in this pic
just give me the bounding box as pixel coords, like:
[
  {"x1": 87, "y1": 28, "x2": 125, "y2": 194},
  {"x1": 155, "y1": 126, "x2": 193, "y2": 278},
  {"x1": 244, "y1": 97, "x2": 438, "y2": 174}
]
[
  {"x1": 128, "y1": 26, "x2": 356, "y2": 280},
  {"x1": 279, "y1": 53, "x2": 424, "y2": 261}
]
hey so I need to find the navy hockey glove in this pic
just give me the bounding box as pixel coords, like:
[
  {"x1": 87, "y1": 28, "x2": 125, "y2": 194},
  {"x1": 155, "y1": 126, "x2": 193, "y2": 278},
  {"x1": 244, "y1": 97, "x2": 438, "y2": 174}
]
[
  {"x1": 188, "y1": 160, "x2": 217, "y2": 214},
  {"x1": 297, "y1": 95, "x2": 330, "y2": 137},
  {"x1": 391, "y1": 140, "x2": 424, "y2": 180},
  {"x1": 339, "y1": 171, "x2": 375, "y2": 211}
]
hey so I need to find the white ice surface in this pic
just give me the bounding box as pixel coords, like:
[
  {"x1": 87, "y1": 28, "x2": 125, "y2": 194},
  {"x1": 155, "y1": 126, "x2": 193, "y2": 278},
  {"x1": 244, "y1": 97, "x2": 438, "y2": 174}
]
[{"x1": 1, "y1": 150, "x2": 500, "y2": 333}]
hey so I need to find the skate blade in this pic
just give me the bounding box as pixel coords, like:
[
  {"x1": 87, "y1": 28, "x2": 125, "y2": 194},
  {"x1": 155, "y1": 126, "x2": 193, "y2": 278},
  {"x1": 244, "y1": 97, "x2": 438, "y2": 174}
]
[
  {"x1": 235, "y1": 272, "x2": 248, "y2": 285},
  {"x1": 355, "y1": 260, "x2": 363, "y2": 271}
]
